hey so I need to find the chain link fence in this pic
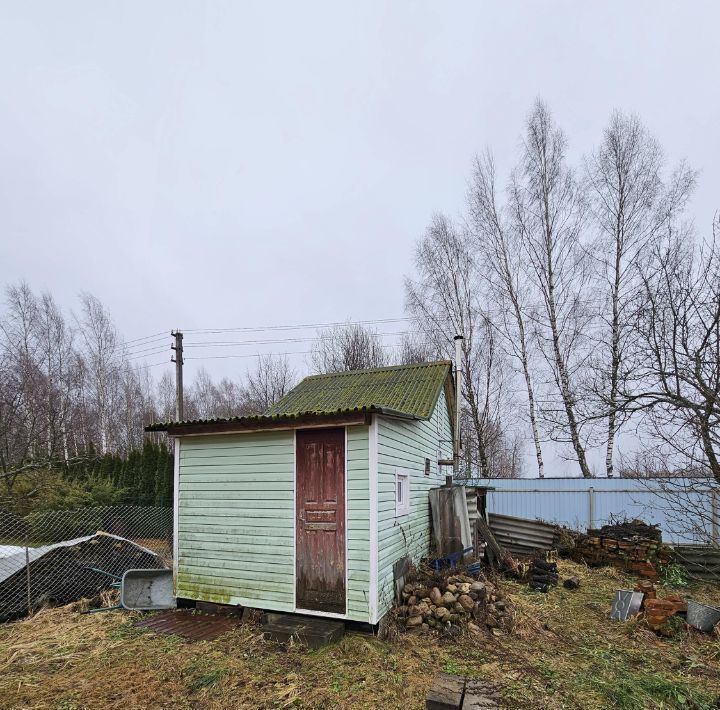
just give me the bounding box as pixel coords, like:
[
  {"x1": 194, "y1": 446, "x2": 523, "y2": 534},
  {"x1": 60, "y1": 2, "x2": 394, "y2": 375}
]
[{"x1": 0, "y1": 505, "x2": 172, "y2": 621}]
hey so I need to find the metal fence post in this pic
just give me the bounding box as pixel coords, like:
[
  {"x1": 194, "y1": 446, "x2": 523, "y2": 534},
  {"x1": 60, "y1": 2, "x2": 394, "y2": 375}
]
[
  {"x1": 712, "y1": 490, "x2": 719, "y2": 545},
  {"x1": 24, "y1": 535, "x2": 32, "y2": 616},
  {"x1": 588, "y1": 487, "x2": 595, "y2": 529}
]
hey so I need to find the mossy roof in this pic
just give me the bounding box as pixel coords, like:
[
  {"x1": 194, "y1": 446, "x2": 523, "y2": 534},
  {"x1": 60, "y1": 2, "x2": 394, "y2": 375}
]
[
  {"x1": 269, "y1": 360, "x2": 454, "y2": 420},
  {"x1": 145, "y1": 360, "x2": 454, "y2": 433}
]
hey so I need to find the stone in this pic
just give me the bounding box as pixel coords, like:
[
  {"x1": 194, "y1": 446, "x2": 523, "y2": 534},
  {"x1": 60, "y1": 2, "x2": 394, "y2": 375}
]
[
  {"x1": 449, "y1": 613, "x2": 460, "y2": 624},
  {"x1": 406, "y1": 615, "x2": 423, "y2": 627},
  {"x1": 398, "y1": 605, "x2": 408, "y2": 617},
  {"x1": 403, "y1": 583, "x2": 414, "y2": 594},
  {"x1": 416, "y1": 587, "x2": 430, "y2": 600},
  {"x1": 441, "y1": 591, "x2": 457, "y2": 606},
  {"x1": 563, "y1": 576, "x2": 581, "y2": 590},
  {"x1": 408, "y1": 605, "x2": 423, "y2": 617},
  {"x1": 485, "y1": 615, "x2": 499, "y2": 628},
  {"x1": 467, "y1": 621, "x2": 483, "y2": 635},
  {"x1": 494, "y1": 601, "x2": 506, "y2": 612},
  {"x1": 453, "y1": 602, "x2": 465, "y2": 614},
  {"x1": 447, "y1": 584, "x2": 458, "y2": 593},
  {"x1": 435, "y1": 606, "x2": 451, "y2": 621},
  {"x1": 470, "y1": 582, "x2": 486, "y2": 597},
  {"x1": 458, "y1": 594, "x2": 475, "y2": 612},
  {"x1": 430, "y1": 587, "x2": 443, "y2": 606},
  {"x1": 458, "y1": 583, "x2": 471, "y2": 594},
  {"x1": 417, "y1": 601, "x2": 431, "y2": 616},
  {"x1": 408, "y1": 595, "x2": 418, "y2": 606}
]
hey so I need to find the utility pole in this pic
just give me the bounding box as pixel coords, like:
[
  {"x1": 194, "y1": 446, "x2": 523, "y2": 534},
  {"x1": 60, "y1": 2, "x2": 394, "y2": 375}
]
[{"x1": 171, "y1": 330, "x2": 184, "y2": 421}]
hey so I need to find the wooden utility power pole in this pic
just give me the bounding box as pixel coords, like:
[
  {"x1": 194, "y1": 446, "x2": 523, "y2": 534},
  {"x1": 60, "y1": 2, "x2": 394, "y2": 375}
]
[{"x1": 171, "y1": 330, "x2": 184, "y2": 421}]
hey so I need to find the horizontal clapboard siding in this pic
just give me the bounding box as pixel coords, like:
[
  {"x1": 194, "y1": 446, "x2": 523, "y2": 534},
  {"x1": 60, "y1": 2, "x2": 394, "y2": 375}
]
[
  {"x1": 176, "y1": 426, "x2": 372, "y2": 622},
  {"x1": 346, "y1": 425, "x2": 370, "y2": 620},
  {"x1": 376, "y1": 390, "x2": 452, "y2": 618},
  {"x1": 177, "y1": 431, "x2": 296, "y2": 610}
]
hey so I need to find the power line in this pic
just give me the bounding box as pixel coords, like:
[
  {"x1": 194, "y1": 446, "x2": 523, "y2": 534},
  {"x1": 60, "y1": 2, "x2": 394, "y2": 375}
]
[
  {"x1": 182, "y1": 330, "x2": 418, "y2": 348},
  {"x1": 183, "y1": 317, "x2": 413, "y2": 335},
  {"x1": 124, "y1": 331, "x2": 167, "y2": 346}
]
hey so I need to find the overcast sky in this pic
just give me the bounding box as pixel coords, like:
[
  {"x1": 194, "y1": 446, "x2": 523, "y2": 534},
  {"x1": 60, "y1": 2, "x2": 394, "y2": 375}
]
[{"x1": 2, "y1": 2, "x2": 719, "y2": 472}]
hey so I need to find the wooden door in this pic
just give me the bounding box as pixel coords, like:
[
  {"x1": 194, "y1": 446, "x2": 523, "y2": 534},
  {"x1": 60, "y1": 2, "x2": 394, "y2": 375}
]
[{"x1": 295, "y1": 428, "x2": 346, "y2": 614}]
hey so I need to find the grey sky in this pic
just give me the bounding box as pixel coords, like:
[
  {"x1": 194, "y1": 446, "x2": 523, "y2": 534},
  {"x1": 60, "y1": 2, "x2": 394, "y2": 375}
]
[{"x1": 1, "y1": 2, "x2": 719, "y2": 472}]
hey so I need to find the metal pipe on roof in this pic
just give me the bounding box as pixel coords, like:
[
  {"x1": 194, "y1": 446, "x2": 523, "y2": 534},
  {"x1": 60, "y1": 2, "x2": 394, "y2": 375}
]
[{"x1": 452, "y1": 334, "x2": 464, "y2": 483}]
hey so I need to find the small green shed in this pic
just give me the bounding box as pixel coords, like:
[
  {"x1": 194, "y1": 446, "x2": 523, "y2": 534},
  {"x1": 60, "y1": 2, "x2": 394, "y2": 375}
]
[{"x1": 147, "y1": 360, "x2": 455, "y2": 624}]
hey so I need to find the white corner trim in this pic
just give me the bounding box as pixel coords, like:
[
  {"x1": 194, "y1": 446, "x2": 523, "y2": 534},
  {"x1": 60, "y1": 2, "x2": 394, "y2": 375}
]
[
  {"x1": 368, "y1": 415, "x2": 379, "y2": 624},
  {"x1": 173, "y1": 437, "x2": 180, "y2": 591},
  {"x1": 292, "y1": 429, "x2": 297, "y2": 610}
]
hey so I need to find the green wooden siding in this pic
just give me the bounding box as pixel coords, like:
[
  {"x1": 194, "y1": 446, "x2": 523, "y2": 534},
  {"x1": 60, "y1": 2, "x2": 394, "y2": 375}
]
[
  {"x1": 346, "y1": 425, "x2": 371, "y2": 620},
  {"x1": 176, "y1": 425, "x2": 371, "y2": 622},
  {"x1": 376, "y1": 391, "x2": 453, "y2": 619}
]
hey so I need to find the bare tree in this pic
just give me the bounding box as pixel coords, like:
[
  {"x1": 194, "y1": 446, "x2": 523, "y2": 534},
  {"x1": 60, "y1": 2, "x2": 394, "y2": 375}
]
[
  {"x1": 469, "y1": 150, "x2": 545, "y2": 477},
  {"x1": 75, "y1": 293, "x2": 121, "y2": 454},
  {"x1": 510, "y1": 100, "x2": 594, "y2": 477},
  {"x1": 245, "y1": 354, "x2": 296, "y2": 412},
  {"x1": 397, "y1": 332, "x2": 442, "y2": 365},
  {"x1": 621, "y1": 218, "x2": 720, "y2": 483},
  {"x1": 310, "y1": 322, "x2": 387, "y2": 373},
  {"x1": 405, "y1": 213, "x2": 516, "y2": 477},
  {"x1": 585, "y1": 111, "x2": 696, "y2": 476}
]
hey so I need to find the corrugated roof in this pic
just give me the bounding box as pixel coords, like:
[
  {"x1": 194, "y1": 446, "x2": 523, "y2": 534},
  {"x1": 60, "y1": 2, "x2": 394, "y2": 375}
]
[
  {"x1": 145, "y1": 360, "x2": 454, "y2": 433},
  {"x1": 269, "y1": 360, "x2": 453, "y2": 420}
]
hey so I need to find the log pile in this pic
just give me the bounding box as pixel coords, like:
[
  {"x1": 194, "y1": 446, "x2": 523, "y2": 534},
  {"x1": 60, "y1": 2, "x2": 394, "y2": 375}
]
[
  {"x1": 567, "y1": 520, "x2": 671, "y2": 579},
  {"x1": 528, "y1": 559, "x2": 559, "y2": 592},
  {"x1": 395, "y1": 569, "x2": 508, "y2": 633}
]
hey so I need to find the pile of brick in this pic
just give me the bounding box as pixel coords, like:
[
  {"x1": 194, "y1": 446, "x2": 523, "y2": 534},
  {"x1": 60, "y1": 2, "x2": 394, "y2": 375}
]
[
  {"x1": 634, "y1": 580, "x2": 688, "y2": 631},
  {"x1": 569, "y1": 520, "x2": 671, "y2": 579}
]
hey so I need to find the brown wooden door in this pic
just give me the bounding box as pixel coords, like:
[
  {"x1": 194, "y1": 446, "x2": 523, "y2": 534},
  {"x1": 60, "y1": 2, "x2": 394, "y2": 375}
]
[{"x1": 295, "y1": 428, "x2": 346, "y2": 614}]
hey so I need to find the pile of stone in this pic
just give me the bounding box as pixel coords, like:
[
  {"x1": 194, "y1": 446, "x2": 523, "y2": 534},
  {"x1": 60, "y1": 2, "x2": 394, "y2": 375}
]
[
  {"x1": 528, "y1": 559, "x2": 558, "y2": 592},
  {"x1": 396, "y1": 571, "x2": 508, "y2": 633}
]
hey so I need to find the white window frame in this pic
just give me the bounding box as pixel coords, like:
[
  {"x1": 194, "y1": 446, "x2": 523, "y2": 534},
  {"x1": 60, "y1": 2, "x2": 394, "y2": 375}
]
[{"x1": 395, "y1": 469, "x2": 411, "y2": 516}]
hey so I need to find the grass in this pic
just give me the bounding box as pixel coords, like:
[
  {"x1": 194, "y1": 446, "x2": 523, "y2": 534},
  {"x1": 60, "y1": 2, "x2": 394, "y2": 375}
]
[{"x1": 0, "y1": 561, "x2": 718, "y2": 709}]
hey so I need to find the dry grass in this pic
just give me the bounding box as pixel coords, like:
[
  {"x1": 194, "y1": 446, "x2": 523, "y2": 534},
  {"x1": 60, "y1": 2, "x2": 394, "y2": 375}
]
[{"x1": 0, "y1": 562, "x2": 719, "y2": 709}]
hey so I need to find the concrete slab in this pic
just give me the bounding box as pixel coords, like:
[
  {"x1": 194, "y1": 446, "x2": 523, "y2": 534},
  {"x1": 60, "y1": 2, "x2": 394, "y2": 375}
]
[
  {"x1": 261, "y1": 613, "x2": 344, "y2": 649},
  {"x1": 462, "y1": 680, "x2": 500, "y2": 708},
  {"x1": 426, "y1": 673, "x2": 465, "y2": 710}
]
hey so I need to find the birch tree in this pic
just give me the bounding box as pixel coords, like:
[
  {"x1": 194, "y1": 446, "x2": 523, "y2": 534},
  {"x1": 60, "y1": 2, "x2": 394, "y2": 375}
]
[
  {"x1": 469, "y1": 151, "x2": 545, "y2": 477},
  {"x1": 585, "y1": 111, "x2": 696, "y2": 476},
  {"x1": 510, "y1": 100, "x2": 594, "y2": 477},
  {"x1": 405, "y1": 213, "x2": 514, "y2": 477}
]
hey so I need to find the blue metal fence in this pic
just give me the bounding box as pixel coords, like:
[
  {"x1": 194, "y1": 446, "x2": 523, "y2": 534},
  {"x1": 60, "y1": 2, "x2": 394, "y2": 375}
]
[{"x1": 468, "y1": 477, "x2": 720, "y2": 545}]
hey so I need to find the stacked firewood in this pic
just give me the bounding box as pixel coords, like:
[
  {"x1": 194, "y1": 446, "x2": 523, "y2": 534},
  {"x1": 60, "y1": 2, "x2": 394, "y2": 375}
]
[{"x1": 528, "y1": 559, "x2": 559, "y2": 592}]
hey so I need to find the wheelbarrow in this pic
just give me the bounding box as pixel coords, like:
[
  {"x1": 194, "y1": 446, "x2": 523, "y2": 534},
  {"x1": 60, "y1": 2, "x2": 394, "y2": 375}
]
[{"x1": 82, "y1": 567, "x2": 175, "y2": 613}]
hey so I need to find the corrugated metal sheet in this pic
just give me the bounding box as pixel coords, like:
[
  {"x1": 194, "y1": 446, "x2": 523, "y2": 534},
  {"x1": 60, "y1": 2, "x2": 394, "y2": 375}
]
[
  {"x1": 674, "y1": 545, "x2": 720, "y2": 581},
  {"x1": 487, "y1": 513, "x2": 558, "y2": 556},
  {"x1": 469, "y1": 478, "x2": 719, "y2": 545}
]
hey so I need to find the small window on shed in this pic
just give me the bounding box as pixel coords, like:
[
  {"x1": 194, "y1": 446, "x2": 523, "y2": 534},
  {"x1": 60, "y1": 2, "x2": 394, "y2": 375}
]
[{"x1": 395, "y1": 470, "x2": 410, "y2": 516}]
